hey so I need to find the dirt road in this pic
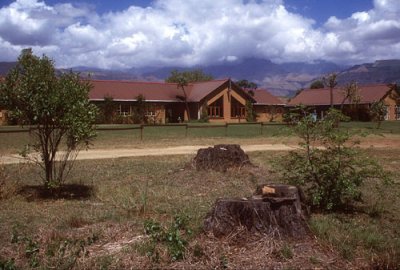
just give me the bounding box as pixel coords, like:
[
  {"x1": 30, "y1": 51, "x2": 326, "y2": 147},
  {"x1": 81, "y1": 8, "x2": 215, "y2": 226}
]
[
  {"x1": 0, "y1": 144, "x2": 297, "y2": 164},
  {"x1": 1, "y1": 137, "x2": 396, "y2": 165}
]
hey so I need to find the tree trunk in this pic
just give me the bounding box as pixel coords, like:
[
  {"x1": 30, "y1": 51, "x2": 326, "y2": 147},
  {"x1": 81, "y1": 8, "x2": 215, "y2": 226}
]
[
  {"x1": 204, "y1": 184, "x2": 309, "y2": 238},
  {"x1": 181, "y1": 86, "x2": 191, "y2": 121}
]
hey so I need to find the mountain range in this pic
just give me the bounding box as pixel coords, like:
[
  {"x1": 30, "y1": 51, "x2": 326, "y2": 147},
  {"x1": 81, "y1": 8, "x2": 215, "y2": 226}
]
[{"x1": 1, "y1": 59, "x2": 400, "y2": 97}]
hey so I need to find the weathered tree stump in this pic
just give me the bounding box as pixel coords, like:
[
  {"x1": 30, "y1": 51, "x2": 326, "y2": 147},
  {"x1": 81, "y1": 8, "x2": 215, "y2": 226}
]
[
  {"x1": 193, "y1": 144, "x2": 251, "y2": 172},
  {"x1": 204, "y1": 184, "x2": 309, "y2": 238}
]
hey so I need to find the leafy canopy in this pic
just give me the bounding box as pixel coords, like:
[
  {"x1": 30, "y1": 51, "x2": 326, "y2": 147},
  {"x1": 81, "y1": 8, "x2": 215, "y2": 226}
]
[
  {"x1": 0, "y1": 49, "x2": 97, "y2": 188},
  {"x1": 165, "y1": 69, "x2": 214, "y2": 83},
  {"x1": 309, "y1": 80, "x2": 324, "y2": 89}
]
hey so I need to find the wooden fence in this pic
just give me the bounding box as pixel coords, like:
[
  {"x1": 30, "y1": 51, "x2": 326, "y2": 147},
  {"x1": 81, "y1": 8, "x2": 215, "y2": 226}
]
[
  {"x1": 0, "y1": 122, "x2": 286, "y2": 140},
  {"x1": 96, "y1": 122, "x2": 286, "y2": 140}
]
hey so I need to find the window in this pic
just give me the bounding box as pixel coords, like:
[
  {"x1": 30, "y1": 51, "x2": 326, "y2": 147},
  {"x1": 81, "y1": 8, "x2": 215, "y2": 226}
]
[
  {"x1": 385, "y1": 105, "x2": 389, "y2": 120},
  {"x1": 396, "y1": 105, "x2": 400, "y2": 120},
  {"x1": 231, "y1": 97, "x2": 245, "y2": 118},
  {"x1": 208, "y1": 97, "x2": 224, "y2": 118},
  {"x1": 145, "y1": 105, "x2": 156, "y2": 117},
  {"x1": 117, "y1": 104, "x2": 131, "y2": 116}
]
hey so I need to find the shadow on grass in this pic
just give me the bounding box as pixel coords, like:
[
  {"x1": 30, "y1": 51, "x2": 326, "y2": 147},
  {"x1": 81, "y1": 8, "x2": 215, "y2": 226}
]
[{"x1": 18, "y1": 184, "x2": 93, "y2": 201}]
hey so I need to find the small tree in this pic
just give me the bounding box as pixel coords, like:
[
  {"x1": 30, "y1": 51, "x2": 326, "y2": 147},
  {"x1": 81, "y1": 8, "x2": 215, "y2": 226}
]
[
  {"x1": 102, "y1": 95, "x2": 116, "y2": 124},
  {"x1": 132, "y1": 94, "x2": 146, "y2": 124},
  {"x1": 278, "y1": 107, "x2": 387, "y2": 211},
  {"x1": 0, "y1": 49, "x2": 97, "y2": 189},
  {"x1": 370, "y1": 100, "x2": 387, "y2": 128},
  {"x1": 309, "y1": 80, "x2": 324, "y2": 89},
  {"x1": 269, "y1": 106, "x2": 277, "y2": 122},
  {"x1": 245, "y1": 100, "x2": 256, "y2": 122},
  {"x1": 340, "y1": 81, "x2": 361, "y2": 117},
  {"x1": 323, "y1": 73, "x2": 338, "y2": 108},
  {"x1": 236, "y1": 79, "x2": 258, "y2": 90},
  {"x1": 176, "y1": 76, "x2": 191, "y2": 122},
  {"x1": 199, "y1": 104, "x2": 209, "y2": 123},
  {"x1": 165, "y1": 69, "x2": 214, "y2": 83}
]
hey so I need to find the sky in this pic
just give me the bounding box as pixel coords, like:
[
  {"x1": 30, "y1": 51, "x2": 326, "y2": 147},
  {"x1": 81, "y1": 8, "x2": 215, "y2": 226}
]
[{"x1": 0, "y1": 0, "x2": 399, "y2": 69}]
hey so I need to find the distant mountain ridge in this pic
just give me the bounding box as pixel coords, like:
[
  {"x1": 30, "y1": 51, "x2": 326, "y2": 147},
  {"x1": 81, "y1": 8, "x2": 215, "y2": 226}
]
[
  {"x1": 337, "y1": 60, "x2": 400, "y2": 86},
  {"x1": 1, "y1": 59, "x2": 399, "y2": 97}
]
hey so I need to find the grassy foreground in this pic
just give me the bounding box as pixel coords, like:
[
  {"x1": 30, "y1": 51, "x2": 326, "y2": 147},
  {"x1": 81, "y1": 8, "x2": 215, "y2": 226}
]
[{"x1": 0, "y1": 148, "x2": 399, "y2": 269}]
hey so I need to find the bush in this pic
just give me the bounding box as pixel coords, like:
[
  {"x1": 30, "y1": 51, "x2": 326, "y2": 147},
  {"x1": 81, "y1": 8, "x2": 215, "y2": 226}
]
[
  {"x1": 277, "y1": 107, "x2": 389, "y2": 211},
  {"x1": 140, "y1": 214, "x2": 192, "y2": 262}
]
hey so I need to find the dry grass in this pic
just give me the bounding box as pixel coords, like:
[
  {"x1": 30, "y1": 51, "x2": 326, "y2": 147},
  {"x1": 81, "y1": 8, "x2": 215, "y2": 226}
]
[{"x1": 1, "y1": 147, "x2": 399, "y2": 269}]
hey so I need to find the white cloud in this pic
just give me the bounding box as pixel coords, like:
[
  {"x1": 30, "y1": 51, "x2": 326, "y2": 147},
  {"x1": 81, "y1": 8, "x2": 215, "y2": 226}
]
[
  {"x1": 0, "y1": 0, "x2": 399, "y2": 68},
  {"x1": 321, "y1": 0, "x2": 400, "y2": 63}
]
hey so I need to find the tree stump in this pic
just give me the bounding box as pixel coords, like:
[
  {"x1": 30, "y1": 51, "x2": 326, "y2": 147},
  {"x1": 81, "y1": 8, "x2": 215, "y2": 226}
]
[
  {"x1": 204, "y1": 184, "x2": 309, "y2": 238},
  {"x1": 193, "y1": 144, "x2": 251, "y2": 172}
]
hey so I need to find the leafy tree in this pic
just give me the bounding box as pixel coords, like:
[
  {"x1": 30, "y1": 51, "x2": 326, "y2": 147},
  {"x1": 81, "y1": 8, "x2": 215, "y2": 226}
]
[
  {"x1": 165, "y1": 69, "x2": 213, "y2": 83},
  {"x1": 340, "y1": 81, "x2": 361, "y2": 119},
  {"x1": 199, "y1": 104, "x2": 209, "y2": 123},
  {"x1": 268, "y1": 106, "x2": 277, "y2": 122},
  {"x1": 165, "y1": 69, "x2": 212, "y2": 122},
  {"x1": 132, "y1": 94, "x2": 146, "y2": 124},
  {"x1": 176, "y1": 76, "x2": 191, "y2": 121},
  {"x1": 101, "y1": 95, "x2": 116, "y2": 124},
  {"x1": 323, "y1": 73, "x2": 338, "y2": 108},
  {"x1": 370, "y1": 100, "x2": 387, "y2": 128},
  {"x1": 278, "y1": 107, "x2": 387, "y2": 211},
  {"x1": 309, "y1": 80, "x2": 324, "y2": 89},
  {"x1": 0, "y1": 49, "x2": 97, "y2": 189},
  {"x1": 236, "y1": 79, "x2": 258, "y2": 90}
]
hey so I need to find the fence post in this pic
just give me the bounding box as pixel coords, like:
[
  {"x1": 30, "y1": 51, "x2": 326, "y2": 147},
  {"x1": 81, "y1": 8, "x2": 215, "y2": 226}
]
[
  {"x1": 140, "y1": 125, "x2": 143, "y2": 140},
  {"x1": 260, "y1": 122, "x2": 263, "y2": 135},
  {"x1": 225, "y1": 123, "x2": 228, "y2": 137},
  {"x1": 185, "y1": 124, "x2": 188, "y2": 137}
]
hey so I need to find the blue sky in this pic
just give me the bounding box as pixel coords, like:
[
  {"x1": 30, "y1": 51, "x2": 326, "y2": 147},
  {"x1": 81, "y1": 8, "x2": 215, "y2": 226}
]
[
  {"x1": 0, "y1": 0, "x2": 399, "y2": 69},
  {"x1": 1, "y1": 0, "x2": 375, "y2": 25},
  {"x1": 285, "y1": 0, "x2": 374, "y2": 26}
]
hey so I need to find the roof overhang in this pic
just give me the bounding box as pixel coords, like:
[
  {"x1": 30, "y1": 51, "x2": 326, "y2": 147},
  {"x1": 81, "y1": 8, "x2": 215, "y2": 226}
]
[
  {"x1": 254, "y1": 103, "x2": 286, "y2": 106},
  {"x1": 90, "y1": 99, "x2": 198, "y2": 103},
  {"x1": 287, "y1": 102, "x2": 372, "y2": 107}
]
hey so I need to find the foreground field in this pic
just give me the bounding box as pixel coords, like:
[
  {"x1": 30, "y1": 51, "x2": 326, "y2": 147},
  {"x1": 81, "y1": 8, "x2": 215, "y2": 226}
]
[{"x1": 1, "y1": 148, "x2": 399, "y2": 269}]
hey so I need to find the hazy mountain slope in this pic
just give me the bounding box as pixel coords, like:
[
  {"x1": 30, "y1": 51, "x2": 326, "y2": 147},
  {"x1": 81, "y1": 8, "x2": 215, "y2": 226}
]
[
  {"x1": 337, "y1": 60, "x2": 400, "y2": 85},
  {"x1": 1, "y1": 59, "x2": 399, "y2": 97}
]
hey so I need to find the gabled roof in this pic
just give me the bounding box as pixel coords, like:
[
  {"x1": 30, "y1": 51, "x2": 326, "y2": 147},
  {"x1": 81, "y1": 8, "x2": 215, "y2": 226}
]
[
  {"x1": 250, "y1": 89, "x2": 286, "y2": 105},
  {"x1": 288, "y1": 84, "x2": 393, "y2": 106},
  {"x1": 88, "y1": 78, "x2": 254, "y2": 103},
  {"x1": 186, "y1": 79, "x2": 229, "y2": 101}
]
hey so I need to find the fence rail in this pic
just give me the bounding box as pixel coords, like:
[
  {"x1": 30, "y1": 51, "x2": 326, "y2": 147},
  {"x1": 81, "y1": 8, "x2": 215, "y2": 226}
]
[{"x1": 0, "y1": 122, "x2": 287, "y2": 140}]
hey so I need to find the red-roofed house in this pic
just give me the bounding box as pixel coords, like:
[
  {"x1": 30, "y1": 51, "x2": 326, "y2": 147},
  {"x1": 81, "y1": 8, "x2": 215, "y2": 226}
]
[
  {"x1": 288, "y1": 84, "x2": 400, "y2": 121},
  {"x1": 89, "y1": 79, "x2": 284, "y2": 124}
]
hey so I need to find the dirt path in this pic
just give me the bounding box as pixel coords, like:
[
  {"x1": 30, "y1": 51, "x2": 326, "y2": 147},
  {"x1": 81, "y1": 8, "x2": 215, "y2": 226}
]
[
  {"x1": 1, "y1": 138, "x2": 396, "y2": 165},
  {"x1": 0, "y1": 144, "x2": 297, "y2": 164}
]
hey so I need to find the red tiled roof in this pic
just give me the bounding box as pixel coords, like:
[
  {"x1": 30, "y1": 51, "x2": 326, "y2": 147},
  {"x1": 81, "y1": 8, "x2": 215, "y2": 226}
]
[
  {"x1": 288, "y1": 84, "x2": 392, "y2": 106},
  {"x1": 187, "y1": 79, "x2": 229, "y2": 101},
  {"x1": 88, "y1": 79, "x2": 230, "y2": 102},
  {"x1": 250, "y1": 89, "x2": 285, "y2": 105},
  {"x1": 89, "y1": 80, "x2": 180, "y2": 102}
]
